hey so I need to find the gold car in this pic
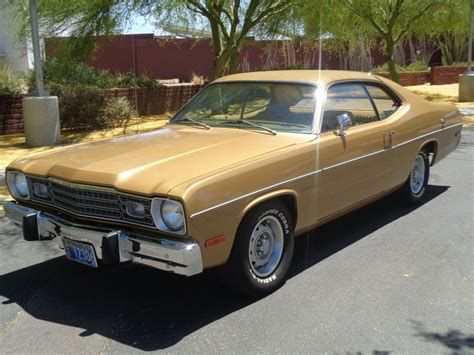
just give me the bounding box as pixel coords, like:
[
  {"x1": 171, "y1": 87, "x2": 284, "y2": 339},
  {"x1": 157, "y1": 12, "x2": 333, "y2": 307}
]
[{"x1": 5, "y1": 70, "x2": 463, "y2": 296}]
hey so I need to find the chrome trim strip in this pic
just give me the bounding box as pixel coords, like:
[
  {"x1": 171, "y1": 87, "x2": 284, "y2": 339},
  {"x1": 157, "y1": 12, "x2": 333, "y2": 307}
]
[
  {"x1": 320, "y1": 148, "x2": 386, "y2": 172},
  {"x1": 22, "y1": 198, "x2": 157, "y2": 230},
  {"x1": 190, "y1": 146, "x2": 386, "y2": 218},
  {"x1": 392, "y1": 123, "x2": 463, "y2": 148},
  {"x1": 189, "y1": 170, "x2": 320, "y2": 218},
  {"x1": 48, "y1": 177, "x2": 118, "y2": 193},
  {"x1": 47, "y1": 177, "x2": 152, "y2": 199},
  {"x1": 190, "y1": 123, "x2": 463, "y2": 218}
]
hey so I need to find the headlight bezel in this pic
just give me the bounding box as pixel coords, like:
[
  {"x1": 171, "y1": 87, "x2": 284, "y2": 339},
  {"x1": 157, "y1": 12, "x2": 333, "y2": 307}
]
[
  {"x1": 6, "y1": 171, "x2": 30, "y2": 200},
  {"x1": 150, "y1": 197, "x2": 186, "y2": 235}
]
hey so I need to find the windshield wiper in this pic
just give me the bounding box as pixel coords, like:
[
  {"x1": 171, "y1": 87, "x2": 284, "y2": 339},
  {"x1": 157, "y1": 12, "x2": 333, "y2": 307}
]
[
  {"x1": 173, "y1": 117, "x2": 211, "y2": 130},
  {"x1": 220, "y1": 119, "x2": 277, "y2": 135}
]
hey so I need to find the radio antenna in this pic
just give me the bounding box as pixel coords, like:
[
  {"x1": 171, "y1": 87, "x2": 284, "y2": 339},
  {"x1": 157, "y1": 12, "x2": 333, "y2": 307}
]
[{"x1": 318, "y1": 13, "x2": 323, "y2": 82}]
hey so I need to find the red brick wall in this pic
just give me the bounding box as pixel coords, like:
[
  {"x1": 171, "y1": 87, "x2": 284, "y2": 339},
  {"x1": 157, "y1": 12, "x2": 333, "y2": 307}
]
[
  {"x1": 377, "y1": 72, "x2": 430, "y2": 86},
  {"x1": 376, "y1": 66, "x2": 467, "y2": 86},
  {"x1": 0, "y1": 84, "x2": 201, "y2": 135},
  {"x1": 0, "y1": 95, "x2": 24, "y2": 135},
  {"x1": 431, "y1": 66, "x2": 467, "y2": 85}
]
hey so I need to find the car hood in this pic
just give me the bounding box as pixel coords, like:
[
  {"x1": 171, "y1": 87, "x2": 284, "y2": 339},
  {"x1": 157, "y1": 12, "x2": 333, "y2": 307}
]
[{"x1": 10, "y1": 125, "x2": 313, "y2": 195}]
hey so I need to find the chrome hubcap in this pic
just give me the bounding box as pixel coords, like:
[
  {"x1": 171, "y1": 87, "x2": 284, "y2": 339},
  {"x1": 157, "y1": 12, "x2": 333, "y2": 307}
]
[
  {"x1": 410, "y1": 155, "x2": 425, "y2": 195},
  {"x1": 248, "y1": 215, "x2": 284, "y2": 278}
]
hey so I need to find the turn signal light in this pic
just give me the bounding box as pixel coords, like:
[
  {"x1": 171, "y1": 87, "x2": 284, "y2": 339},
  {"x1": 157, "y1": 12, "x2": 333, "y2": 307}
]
[{"x1": 205, "y1": 234, "x2": 225, "y2": 248}]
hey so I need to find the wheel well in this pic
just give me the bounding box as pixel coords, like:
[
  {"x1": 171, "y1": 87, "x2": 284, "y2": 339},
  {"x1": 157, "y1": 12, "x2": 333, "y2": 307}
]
[
  {"x1": 421, "y1": 141, "x2": 438, "y2": 166},
  {"x1": 277, "y1": 194, "x2": 298, "y2": 229},
  {"x1": 240, "y1": 194, "x2": 298, "y2": 231}
]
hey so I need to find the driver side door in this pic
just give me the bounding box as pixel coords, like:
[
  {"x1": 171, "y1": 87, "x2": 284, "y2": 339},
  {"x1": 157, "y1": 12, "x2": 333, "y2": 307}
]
[{"x1": 316, "y1": 82, "x2": 395, "y2": 220}]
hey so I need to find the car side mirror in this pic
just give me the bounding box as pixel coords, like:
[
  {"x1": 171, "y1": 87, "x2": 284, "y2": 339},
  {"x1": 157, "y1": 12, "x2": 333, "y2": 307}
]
[{"x1": 336, "y1": 113, "x2": 352, "y2": 136}]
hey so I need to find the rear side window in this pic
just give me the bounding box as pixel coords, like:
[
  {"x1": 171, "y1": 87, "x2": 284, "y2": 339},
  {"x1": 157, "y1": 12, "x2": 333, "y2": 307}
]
[
  {"x1": 364, "y1": 84, "x2": 399, "y2": 119},
  {"x1": 322, "y1": 83, "x2": 378, "y2": 132}
]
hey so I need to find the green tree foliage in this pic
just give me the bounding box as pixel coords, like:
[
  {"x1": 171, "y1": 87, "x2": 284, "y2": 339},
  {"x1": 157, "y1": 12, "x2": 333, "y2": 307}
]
[
  {"x1": 10, "y1": 0, "x2": 292, "y2": 80},
  {"x1": 413, "y1": 0, "x2": 471, "y2": 65},
  {"x1": 154, "y1": 1, "x2": 292, "y2": 79},
  {"x1": 299, "y1": 0, "x2": 461, "y2": 83}
]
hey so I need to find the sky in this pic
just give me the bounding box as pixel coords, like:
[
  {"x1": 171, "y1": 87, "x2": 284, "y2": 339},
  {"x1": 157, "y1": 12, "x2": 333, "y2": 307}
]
[{"x1": 123, "y1": 15, "x2": 157, "y2": 35}]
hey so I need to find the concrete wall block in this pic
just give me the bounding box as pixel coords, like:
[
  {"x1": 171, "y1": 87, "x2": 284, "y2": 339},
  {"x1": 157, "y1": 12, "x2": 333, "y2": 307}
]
[{"x1": 23, "y1": 96, "x2": 60, "y2": 147}]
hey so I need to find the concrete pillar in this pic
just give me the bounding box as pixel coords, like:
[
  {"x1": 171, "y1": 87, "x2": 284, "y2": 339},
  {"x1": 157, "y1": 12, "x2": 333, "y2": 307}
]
[
  {"x1": 23, "y1": 96, "x2": 60, "y2": 147},
  {"x1": 459, "y1": 74, "x2": 474, "y2": 102}
]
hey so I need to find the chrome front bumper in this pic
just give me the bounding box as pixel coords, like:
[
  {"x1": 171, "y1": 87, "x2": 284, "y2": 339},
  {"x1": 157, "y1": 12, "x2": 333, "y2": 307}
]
[{"x1": 4, "y1": 201, "x2": 203, "y2": 276}]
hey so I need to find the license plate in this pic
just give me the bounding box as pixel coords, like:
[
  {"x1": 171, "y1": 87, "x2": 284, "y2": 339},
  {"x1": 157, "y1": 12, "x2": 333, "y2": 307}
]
[{"x1": 63, "y1": 239, "x2": 98, "y2": 268}]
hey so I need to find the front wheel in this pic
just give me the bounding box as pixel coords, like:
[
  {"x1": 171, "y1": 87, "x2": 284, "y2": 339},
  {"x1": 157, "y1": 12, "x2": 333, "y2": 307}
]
[
  {"x1": 219, "y1": 200, "x2": 294, "y2": 297},
  {"x1": 398, "y1": 151, "x2": 430, "y2": 205}
]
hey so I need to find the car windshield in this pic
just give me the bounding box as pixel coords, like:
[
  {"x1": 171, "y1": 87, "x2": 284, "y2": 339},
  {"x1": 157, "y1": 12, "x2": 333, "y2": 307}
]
[{"x1": 171, "y1": 82, "x2": 317, "y2": 134}]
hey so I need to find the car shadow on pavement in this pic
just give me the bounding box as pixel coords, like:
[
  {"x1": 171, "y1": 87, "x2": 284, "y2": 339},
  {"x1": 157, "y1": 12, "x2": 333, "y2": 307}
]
[
  {"x1": 0, "y1": 185, "x2": 449, "y2": 351},
  {"x1": 289, "y1": 185, "x2": 449, "y2": 277}
]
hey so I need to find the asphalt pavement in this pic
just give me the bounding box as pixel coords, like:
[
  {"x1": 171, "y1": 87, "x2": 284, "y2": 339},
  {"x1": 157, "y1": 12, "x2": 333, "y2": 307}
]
[{"x1": 0, "y1": 129, "x2": 473, "y2": 354}]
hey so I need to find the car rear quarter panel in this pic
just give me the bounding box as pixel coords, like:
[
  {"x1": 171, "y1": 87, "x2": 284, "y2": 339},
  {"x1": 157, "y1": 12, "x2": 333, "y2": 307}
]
[{"x1": 379, "y1": 78, "x2": 463, "y2": 188}]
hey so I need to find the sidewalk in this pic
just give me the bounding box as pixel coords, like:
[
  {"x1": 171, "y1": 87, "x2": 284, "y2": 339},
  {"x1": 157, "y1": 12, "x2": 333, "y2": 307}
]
[{"x1": 458, "y1": 106, "x2": 474, "y2": 116}]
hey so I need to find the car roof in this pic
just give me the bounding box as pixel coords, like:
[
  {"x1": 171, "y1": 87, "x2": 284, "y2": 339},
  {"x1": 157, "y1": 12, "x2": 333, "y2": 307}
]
[{"x1": 213, "y1": 70, "x2": 383, "y2": 86}]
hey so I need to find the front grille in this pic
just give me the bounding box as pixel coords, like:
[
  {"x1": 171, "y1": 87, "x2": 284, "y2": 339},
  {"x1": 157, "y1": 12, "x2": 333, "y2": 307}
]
[{"x1": 27, "y1": 176, "x2": 155, "y2": 227}]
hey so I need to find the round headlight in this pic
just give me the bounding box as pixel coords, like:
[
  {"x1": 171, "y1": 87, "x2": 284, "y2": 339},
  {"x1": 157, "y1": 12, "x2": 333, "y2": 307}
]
[
  {"x1": 7, "y1": 172, "x2": 29, "y2": 199},
  {"x1": 160, "y1": 200, "x2": 184, "y2": 231}
]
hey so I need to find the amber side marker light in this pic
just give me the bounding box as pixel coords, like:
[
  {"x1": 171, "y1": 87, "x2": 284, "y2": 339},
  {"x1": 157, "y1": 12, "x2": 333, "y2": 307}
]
[{"x1": 205, "y1": 234, "x2": 225, "y2": 248}]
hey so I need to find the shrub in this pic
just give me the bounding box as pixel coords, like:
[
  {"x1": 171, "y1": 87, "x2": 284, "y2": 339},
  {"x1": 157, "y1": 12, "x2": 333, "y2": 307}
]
[
  {"x1": 41, "y1": 59, "x2": 159, "y2": 89},
  {"x1": 115, "y1": 72, "x2": 160, "y2": 89},
  {"x1": 372, "y1": 61, "x2": 428, "y2": 73},
  {"x1": 42, "y1": 59, "x2": 106, "y2": 87},
  {"x1": 0, "y1": 66, "x2": 24, "y2": 95},
  {"x1": 404, "y1": 61, "x2": 429, "y2": 72},
  {"x1": 49, "y1": 83, "x2": 106, "y2": 129},
  {"x1": 372, "y1": 63, "x2": 404, "y2": 73},
  {"x1": 98, "y1": 97, "x2": 137, "y2": 128},
  {"x1": 191, "y1": 73, "x2": 206, "y2": 85},
  {"x1": 443, "y1": 61, "x2": 468, "y2": 67}
]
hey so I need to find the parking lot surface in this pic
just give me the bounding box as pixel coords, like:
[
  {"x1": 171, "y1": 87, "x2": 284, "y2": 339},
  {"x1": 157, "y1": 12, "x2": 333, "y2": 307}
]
[{"x1": 0, "y1": 129, "x2": 473, "y2": 354}]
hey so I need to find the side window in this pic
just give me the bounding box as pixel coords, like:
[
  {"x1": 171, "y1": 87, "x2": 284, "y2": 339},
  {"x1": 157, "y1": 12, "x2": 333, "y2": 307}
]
[
  {"x1": 365, "y1": 84, "x2": 399, "y2": 119},
  {"x1": 322, "y1": 84, "x2": 378, "y2": 133}
]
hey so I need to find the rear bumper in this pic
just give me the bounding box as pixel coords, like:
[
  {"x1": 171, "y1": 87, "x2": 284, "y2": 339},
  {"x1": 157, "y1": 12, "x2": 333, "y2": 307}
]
[{"x1": 4, "y1": 201, "x2": 203, "y2": 276}]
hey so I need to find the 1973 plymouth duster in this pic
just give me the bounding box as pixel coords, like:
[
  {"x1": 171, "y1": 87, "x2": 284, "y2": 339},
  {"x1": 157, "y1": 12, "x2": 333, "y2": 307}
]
[{"x1": 5, "y1": 70, "x2": 463, "y2": 296}]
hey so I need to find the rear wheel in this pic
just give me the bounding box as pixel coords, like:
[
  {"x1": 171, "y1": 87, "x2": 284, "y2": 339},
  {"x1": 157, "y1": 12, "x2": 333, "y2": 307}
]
[
  {"x1": 219, "y1": 200, "x2": 294, "y2": 297},
  {"x1": 398, "y1": 151, "x2": 430, "y2": 205}
]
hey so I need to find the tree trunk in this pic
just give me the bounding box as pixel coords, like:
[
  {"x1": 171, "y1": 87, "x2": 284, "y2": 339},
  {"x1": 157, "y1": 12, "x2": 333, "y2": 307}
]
[
  {"x1": 387, "y1": 57, "x2": 400, "y2": 83},
  {"x1": 385, "y1": 36, "x2": 400, "y2": 83},
  {"x1": 210, "y1": 43, "x2": 242, "y2": 79},
  {"x1": 211, "y1": 56, "x2": 227, "y2": 80},
  {"x1": 228, "y1": 46, "x2": 240, "y2": 74}
]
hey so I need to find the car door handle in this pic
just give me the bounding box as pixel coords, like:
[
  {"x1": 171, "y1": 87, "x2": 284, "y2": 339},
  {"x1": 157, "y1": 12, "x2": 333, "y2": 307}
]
[{"x1": 383, "y1": 131, "x2": 395, "y2": 148}]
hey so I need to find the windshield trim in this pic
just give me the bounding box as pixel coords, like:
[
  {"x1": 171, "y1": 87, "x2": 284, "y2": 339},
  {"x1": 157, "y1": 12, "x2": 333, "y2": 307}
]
[{"x1": 169, "y1": 80, "x2": 320, "y2": 135}]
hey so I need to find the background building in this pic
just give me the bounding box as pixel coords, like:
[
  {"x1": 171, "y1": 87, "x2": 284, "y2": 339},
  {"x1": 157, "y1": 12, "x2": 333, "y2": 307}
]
[{"x1": 0, "y1": 3, "x2": 32, "y2": 73}]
